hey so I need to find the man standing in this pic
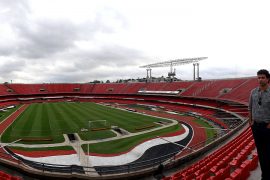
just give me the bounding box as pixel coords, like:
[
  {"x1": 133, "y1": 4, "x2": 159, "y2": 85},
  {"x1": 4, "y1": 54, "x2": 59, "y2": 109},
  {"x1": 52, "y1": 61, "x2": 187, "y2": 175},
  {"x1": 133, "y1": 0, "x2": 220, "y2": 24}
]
[{"x1": 249, "y1": 69, "x2": 270, "y2": 180}]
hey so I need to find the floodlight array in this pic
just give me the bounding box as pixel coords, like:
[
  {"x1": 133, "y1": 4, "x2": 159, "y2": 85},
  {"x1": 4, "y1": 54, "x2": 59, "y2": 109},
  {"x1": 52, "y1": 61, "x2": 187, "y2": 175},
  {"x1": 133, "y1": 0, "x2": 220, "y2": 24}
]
[{"x1": 140, "y1": 57, "x2": 207, "y2": 68}]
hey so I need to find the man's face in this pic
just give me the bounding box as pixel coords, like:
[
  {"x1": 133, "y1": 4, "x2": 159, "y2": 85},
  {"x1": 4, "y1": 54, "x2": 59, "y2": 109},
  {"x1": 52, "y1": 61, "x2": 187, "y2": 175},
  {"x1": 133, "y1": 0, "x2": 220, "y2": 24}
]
[{"x1": 258, "y1": 74, "x2": 269, "y2": 87}]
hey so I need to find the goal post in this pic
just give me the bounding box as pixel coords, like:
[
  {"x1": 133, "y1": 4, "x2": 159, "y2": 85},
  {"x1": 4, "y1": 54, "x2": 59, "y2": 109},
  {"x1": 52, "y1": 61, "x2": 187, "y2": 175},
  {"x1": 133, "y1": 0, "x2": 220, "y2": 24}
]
[{"x1": 88, "y1": 120, "x2": 108, "y2": 129}]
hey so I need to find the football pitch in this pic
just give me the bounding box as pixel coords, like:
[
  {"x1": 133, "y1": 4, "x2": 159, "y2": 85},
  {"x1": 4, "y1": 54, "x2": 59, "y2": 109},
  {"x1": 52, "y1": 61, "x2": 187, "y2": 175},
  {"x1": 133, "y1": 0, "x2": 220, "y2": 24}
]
[{"x1": 1, "y1": 102, "x2": 176, "y2": 144}]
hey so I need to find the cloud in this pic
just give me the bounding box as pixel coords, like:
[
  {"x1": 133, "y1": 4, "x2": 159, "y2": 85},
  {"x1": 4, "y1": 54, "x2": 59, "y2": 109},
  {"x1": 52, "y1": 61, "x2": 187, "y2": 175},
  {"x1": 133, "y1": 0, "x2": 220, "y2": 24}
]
[
  {"x1": 30, "y1": 45, "x2": 147, "y2": 82},
  {"x1": 71, "y1": 45, "x2": 146, "y2": 69},
  {"x1": 0, "y1": 0, "x2": 129, "y2": 60},
  {"x1": 0, "y1": 0, "x2": 145, "y2": 83},
  {"x1": 14, "y1": 19, "x2": 79, "y2": 59},
  {"x1": 0, "y1": 44, "x2": 14, "y2": 56},
  {"x1": 0, "y1": 59, "x2": 26, "y2": 82},
  {"x1": 0, "y1": 0, "x2": 30, "y2": 17}
]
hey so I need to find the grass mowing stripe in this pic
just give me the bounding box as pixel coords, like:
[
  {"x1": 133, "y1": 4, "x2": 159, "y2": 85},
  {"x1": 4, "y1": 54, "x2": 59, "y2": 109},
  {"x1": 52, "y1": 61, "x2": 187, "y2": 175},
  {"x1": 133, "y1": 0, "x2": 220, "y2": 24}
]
[
  {"x1": 31, "y1": 103, "x2": 44, "y2": 137},
  {"x1": 45, "y1": 103, "x2": 66, "y2": 142},
  {"x1": 77, "y1": 103, "x2": 109, "y2": 120},
  {"x1": 42, "y1": 103, "x2": 52, "y2": 137},
  {"x1": 70, "y1": 103, "x2": 94, "y2": 121},
  {"x1": 48, "y1": 103, "x2": 73, "y2": 133},
  {"x1": 74, "y1": 103, "x2": 106, "y2": 125},
  {"x1": 62, "y1": 103, "x2": 89, "y2": 127},
  {"x1": 57, "y1": 103, "x2": 84, "y2": 132},
  {"x1": 20, "y1": 104, "x2": 38, "y2": 137},
  {"x1": 60, "y1": 104, "x2": 89, "y2": 132},
  {"x1": 74, "y1": 103, "x2": 102, "y2": 120},
  {"x1": 57, "y1": 103, "x2": 85, "y2": 131},
  {"x1": 72, "y1": 103, "x2": 99, "y2": 121}
]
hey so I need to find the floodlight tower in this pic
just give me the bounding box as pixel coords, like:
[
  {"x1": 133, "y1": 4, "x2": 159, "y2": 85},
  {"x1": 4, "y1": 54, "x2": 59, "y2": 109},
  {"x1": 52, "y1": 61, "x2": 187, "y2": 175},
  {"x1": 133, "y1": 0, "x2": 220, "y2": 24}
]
[
  {"x1": 140, "y1": 57, "x2": 207, "y2": 82},
  {"x1": 193, "y1": 63, "x2": 199, "y2": 81},
  {"x1": 168, "y1": 62, "x2": 176, "y2": 78},
  {"x1": 146, "y1": 68, "x2": 152, "y2": 82}
]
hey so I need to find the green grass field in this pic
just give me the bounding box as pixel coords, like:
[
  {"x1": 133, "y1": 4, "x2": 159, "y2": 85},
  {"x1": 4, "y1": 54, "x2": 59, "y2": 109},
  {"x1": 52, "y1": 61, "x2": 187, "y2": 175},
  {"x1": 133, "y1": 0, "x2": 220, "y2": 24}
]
[{"x1": 1, "y1": 102, "x2": 173, "y2": 144}]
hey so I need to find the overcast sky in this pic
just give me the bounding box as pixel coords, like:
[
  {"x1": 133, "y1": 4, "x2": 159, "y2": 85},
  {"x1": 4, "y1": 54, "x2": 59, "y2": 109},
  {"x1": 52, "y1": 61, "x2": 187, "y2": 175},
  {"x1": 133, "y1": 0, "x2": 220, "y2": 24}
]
[{"x1": 0, "y1": 0, "x2": 269, "y2": 83}]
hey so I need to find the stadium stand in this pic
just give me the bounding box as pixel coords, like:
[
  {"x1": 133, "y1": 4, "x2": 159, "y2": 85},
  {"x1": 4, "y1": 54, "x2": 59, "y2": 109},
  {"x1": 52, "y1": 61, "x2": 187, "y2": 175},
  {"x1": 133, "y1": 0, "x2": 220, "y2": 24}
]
[
  {"x1": 143, "y1": 82, "x2": 168, "y2": 91},
  {"x1": 219, "y1": 77, "x2": 257, "y2": 104},
  {"x1": 0, "y1": 85, "x2": 12, "y2": 96},
  {"x1": 0, "y1": 84, "x2": 16, "y2": 95},
  {"x1": 196, "y1": 78, "x2": 248, "y2": 98},
  {"x1": 80, "y1": 83, "x2": 95, "y2": 93},
  {"x1": 117, "y1": 83, "x2": 146, "y2": 94},
  {"x1": 163, "y1": 128, "x2": 257, "y2": 180},
  {"x1": 8, "y1": 84, "x2": 46, "y2": 94},
  {"x1": 161, "y1": 81, "x2": 195, "y2": 92},
  {"x1": 44, "y1": 83, "x2": 81, "y2": 93},
  {"x1": 180, "y1": 80, "x2": 212, "y2": 97},
  {"x1": 90, "y1": 83, "x2": 128, "y2": 94}
]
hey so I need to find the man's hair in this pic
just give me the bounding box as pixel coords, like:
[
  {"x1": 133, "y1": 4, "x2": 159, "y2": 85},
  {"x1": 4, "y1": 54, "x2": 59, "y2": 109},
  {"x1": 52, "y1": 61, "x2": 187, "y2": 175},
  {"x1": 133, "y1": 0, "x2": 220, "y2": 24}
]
[{"x1": 257, "y1": 69, "x2": 270, "y2": 79}]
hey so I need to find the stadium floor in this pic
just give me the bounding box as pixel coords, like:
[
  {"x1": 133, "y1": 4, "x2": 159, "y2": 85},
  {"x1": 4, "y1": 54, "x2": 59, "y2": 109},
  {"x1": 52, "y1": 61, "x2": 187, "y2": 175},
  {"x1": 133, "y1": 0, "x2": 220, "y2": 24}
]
[{"x1": 248, "y1": 162, "x2": 261, "y2": 180}]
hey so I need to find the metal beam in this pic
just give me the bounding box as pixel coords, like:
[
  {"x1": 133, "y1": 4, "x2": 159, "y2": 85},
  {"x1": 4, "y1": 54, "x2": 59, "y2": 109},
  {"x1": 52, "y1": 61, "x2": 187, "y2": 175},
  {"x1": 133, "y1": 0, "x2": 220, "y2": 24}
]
[{"x1": 140, "y1": 57, "x2": 207, "y2": 68}]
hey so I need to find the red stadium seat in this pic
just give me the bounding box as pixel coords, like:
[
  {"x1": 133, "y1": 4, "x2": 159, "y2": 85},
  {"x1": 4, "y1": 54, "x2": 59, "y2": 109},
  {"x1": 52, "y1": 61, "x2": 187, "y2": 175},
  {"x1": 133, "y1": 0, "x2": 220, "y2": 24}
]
[
  {"x1": 249, "y1": 153, "x2": 259, "y2": 170},
  {"x1": 230, "y1": 168, "x2": 243, "y2": 180}
]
